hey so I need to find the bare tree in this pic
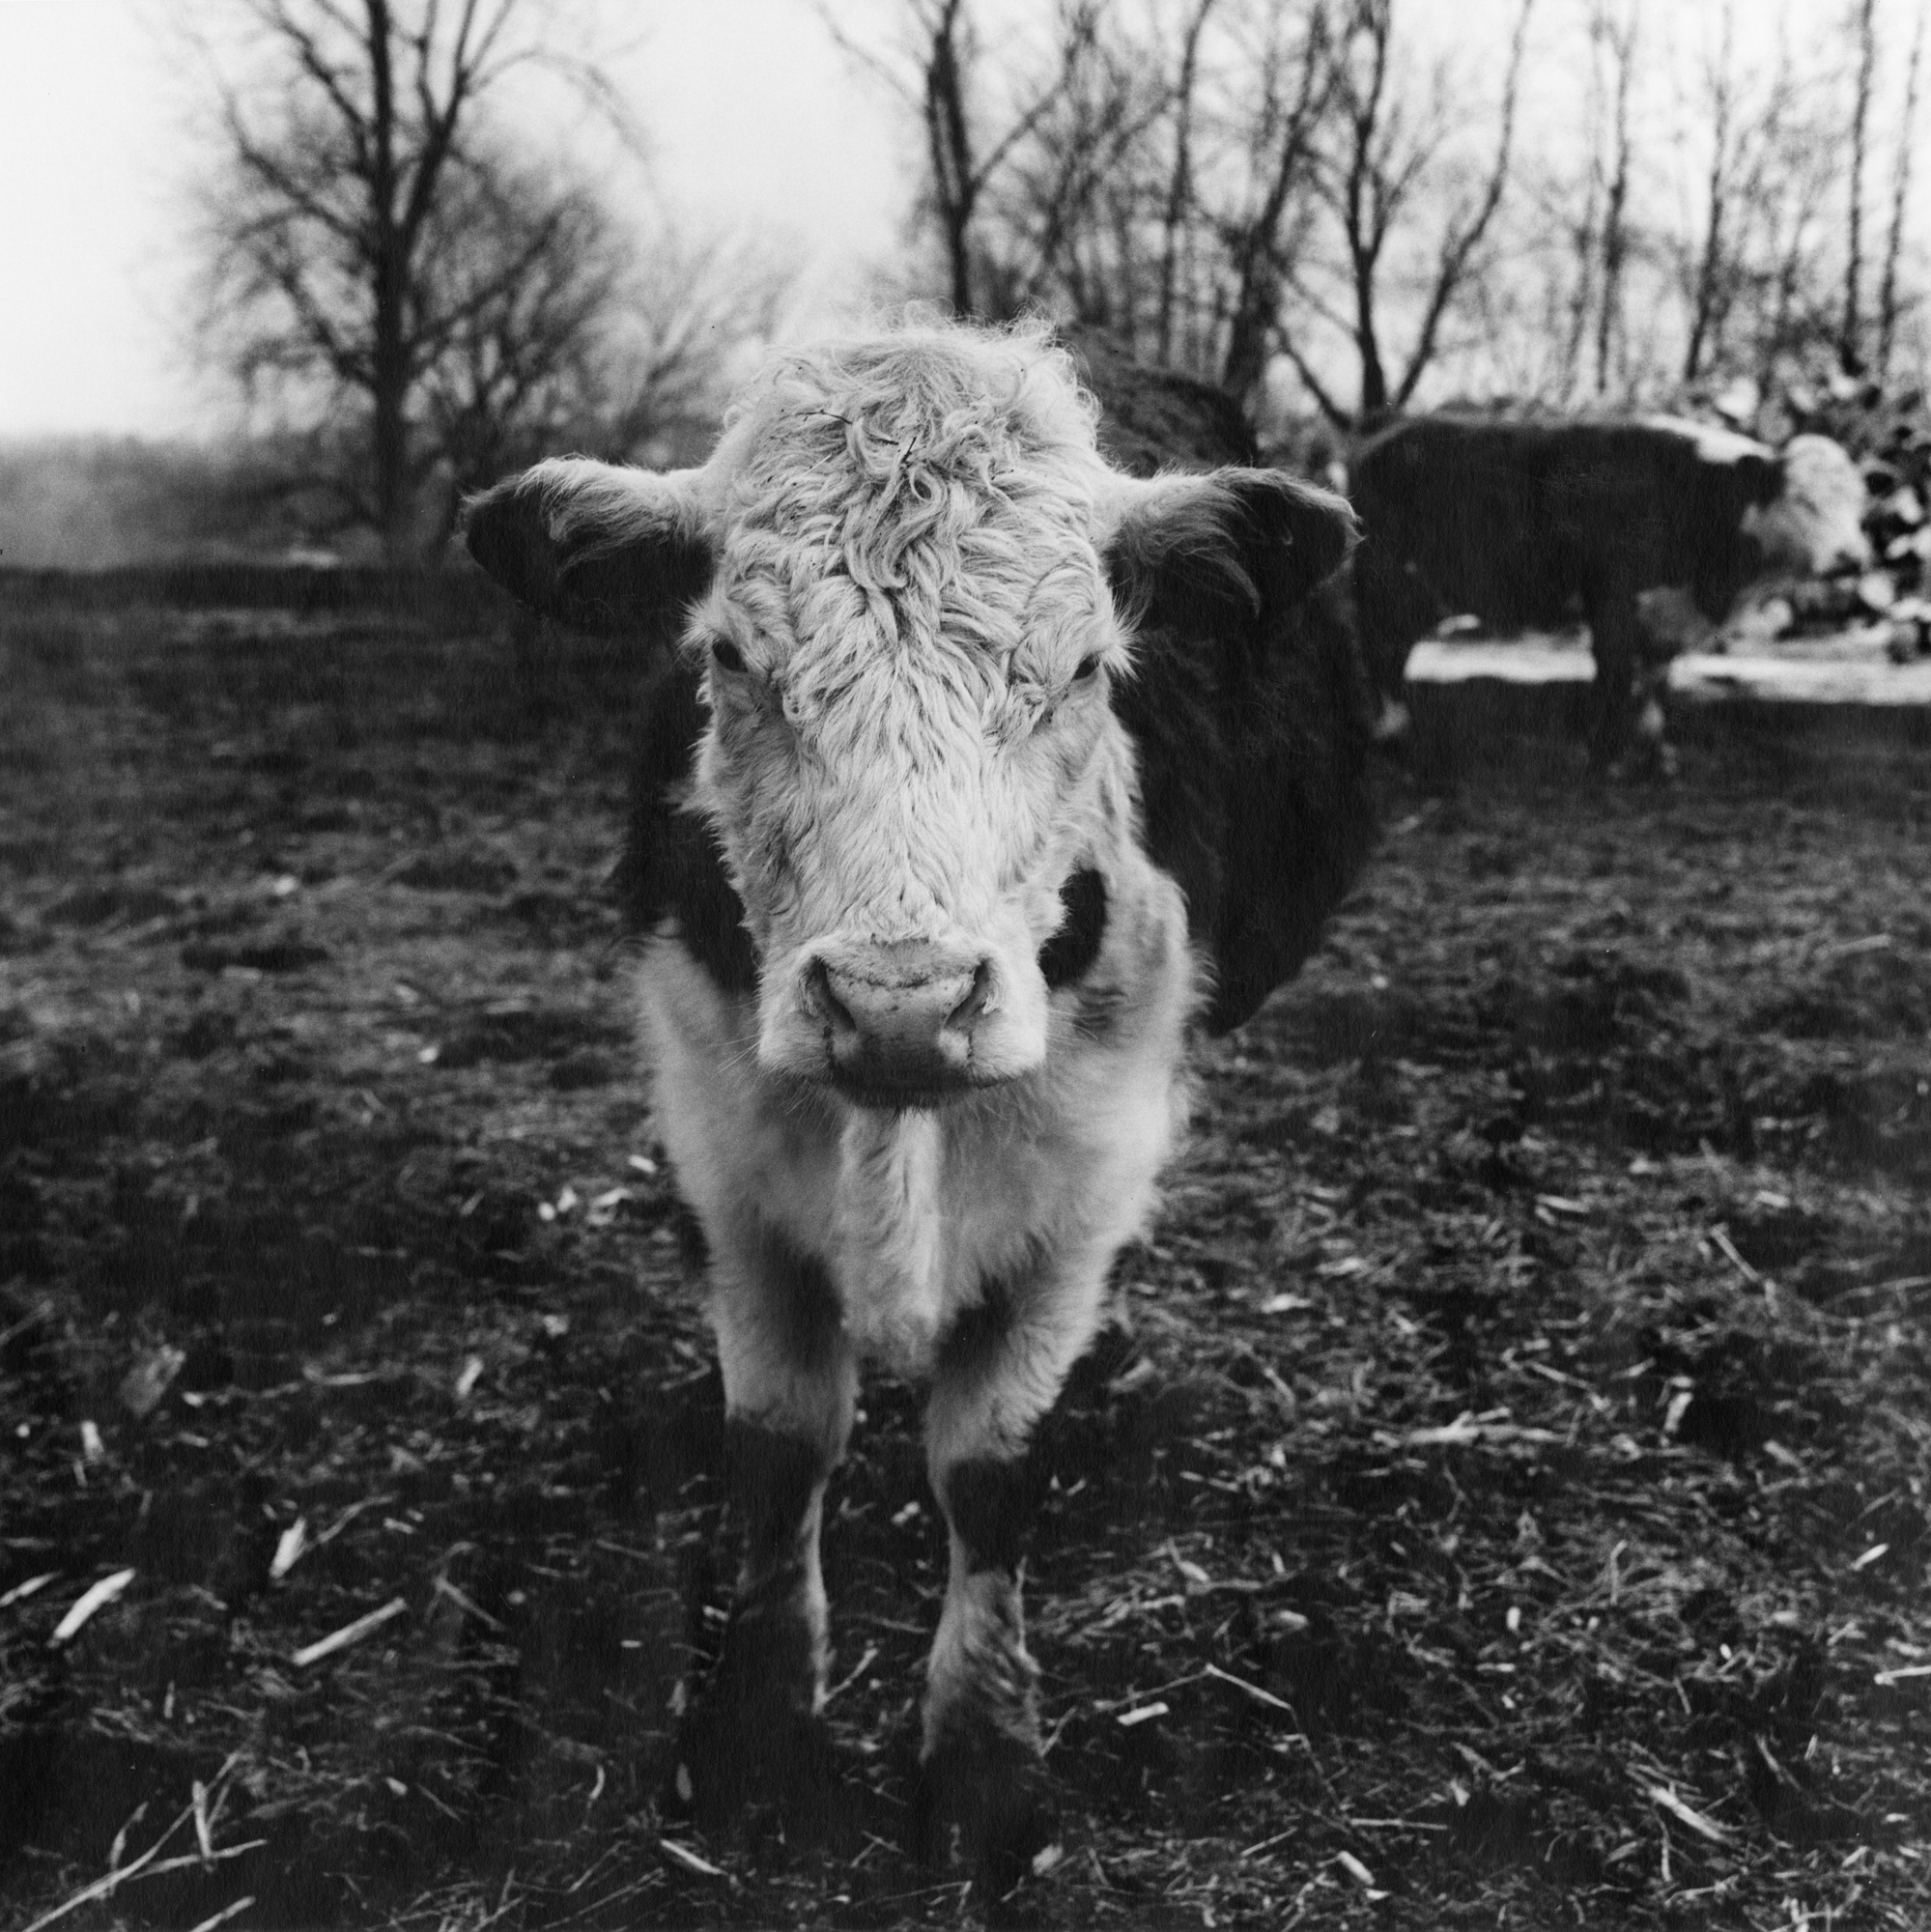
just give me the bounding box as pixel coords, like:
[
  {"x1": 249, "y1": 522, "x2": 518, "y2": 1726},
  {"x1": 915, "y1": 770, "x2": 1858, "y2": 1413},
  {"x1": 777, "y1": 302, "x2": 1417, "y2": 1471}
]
[
  {"x1": 931, "y1": 0, "x2": 1341, "y2": 409},
  {"x1": 1212, "y1": 3, "x2": 1335, "y2": 406},
  {"x1": 1752, "y1": 62, "x2": 1844, "y2": 393},
  {"x1": 580, "y1": 233, "x2": 798, "y2": 469},
  {"x1": 1675, "y1": 13, "x2": 1849, "y2": 397},
  {"x1": 193, "y1": 0, "x2": 648, "y2": 556},
  {"x1": 985, "y1": 20, "x2": 1165, "y2": 328},
  {"x1": 841, "y1": 0, "x2": 1916, "y2": 424},
  {"x1": 1877, "y1": 3, "x2": 1925, "y2": 381},
  {"x1": 827, "y1": 0, "x2": 1108, "y2": 320},
  {"x1": 1277, "y1": 0, "x2": 1534, "y2": 422},
  {"x1": 405, "y1": 154, "x2": 623, "y2": 520}
]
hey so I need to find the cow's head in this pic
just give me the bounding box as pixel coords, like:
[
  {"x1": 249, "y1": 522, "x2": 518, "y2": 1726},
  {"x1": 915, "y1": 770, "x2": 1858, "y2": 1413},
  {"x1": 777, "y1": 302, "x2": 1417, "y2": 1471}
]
[
  {"x1": 466, "y1": 327, "x2": 1353, "y2": 1107},
  {"x1": 1745, "y1": 434, "x2": 1871, "y2": 577}
]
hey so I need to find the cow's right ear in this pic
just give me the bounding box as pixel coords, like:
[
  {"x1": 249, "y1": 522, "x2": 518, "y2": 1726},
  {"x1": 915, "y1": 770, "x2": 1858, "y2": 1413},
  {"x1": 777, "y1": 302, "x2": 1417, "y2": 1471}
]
[{"x1": 462, "y1": 458, "x2": 718, "y2": 637}]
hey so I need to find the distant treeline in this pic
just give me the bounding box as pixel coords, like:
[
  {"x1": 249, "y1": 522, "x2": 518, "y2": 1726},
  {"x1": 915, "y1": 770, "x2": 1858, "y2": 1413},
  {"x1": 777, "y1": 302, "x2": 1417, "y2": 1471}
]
[
  {"x1": 0, "y1": 556, "x2": 502, "y2": 626},
  {"x1": 0, "y1": 436, "x2": 359, "y2": 572}
]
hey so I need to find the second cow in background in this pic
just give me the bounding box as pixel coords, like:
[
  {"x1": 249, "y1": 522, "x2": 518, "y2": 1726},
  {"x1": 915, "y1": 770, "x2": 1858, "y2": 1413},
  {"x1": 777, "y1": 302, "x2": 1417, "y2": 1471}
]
[{"x1": 1349, "y1": 414, "x2": 1870, "y2": 768}]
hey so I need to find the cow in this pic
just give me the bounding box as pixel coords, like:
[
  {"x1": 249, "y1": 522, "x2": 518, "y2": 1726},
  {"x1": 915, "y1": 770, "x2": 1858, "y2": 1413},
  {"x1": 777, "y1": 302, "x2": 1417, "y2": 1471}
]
[
  {"x1": 462, "y1": 321, "x2": 1375, "y2": 1892},
  {"x1": 1349, "y1": 413, "x2": 1871, "y2": 768}
]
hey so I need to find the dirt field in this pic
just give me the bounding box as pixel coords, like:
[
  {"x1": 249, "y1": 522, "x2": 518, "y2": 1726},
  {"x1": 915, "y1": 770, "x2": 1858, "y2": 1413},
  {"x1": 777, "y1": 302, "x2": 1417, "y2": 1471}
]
[{"x1": 3, "y1": 582, "x2": 1928, "y2": 1930}]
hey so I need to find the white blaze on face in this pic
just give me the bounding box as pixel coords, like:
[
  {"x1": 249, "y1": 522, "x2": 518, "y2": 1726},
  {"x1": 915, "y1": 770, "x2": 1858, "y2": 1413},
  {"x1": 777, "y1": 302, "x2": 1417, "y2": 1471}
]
[
  {"x1": 681, "y1": 332, "x2": 1133, "y2": 1088},
  {"x1": 1747, "y1": 435, "x2": 1870, "y2": 576}
]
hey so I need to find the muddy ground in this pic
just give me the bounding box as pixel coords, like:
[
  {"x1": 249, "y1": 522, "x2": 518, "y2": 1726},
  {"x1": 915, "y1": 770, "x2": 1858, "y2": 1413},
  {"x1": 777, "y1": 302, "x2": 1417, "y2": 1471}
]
[{"x1": 2, "y1": 581, "x2": 1928, "y2": 1929}]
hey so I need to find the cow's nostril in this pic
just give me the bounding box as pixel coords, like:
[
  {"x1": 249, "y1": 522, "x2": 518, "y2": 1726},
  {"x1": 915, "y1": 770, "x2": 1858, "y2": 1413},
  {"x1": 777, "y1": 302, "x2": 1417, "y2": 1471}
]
[
  {"x1": 803, "y1": 957, "x2": 856, "y2": 1037},
  {"x1": 947, "y1": 961, "x2": 994, "y2": 1035}
]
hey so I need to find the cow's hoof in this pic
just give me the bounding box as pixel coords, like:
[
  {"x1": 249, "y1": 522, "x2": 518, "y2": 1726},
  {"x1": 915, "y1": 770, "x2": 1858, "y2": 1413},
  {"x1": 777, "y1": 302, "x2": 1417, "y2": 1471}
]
[
  {"x1": 1370, "y1": 696, "x2": 1411, "y2": 746},
  {"x1": 909, "y1": 1728, "x2": 1059, "y2": 1902},
  {"x1": 666, "y1": 1696, "x2": 841, "y2": 1833},
  {"x1": 1597, "y1": 745, "x2": 1678, "y2": 784}
]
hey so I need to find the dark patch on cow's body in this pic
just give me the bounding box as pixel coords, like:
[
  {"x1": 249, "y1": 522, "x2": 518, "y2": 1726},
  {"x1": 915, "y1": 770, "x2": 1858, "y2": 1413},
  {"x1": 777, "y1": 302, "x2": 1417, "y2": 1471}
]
[
  {"x1": 614, "y1": 655, "x2": 758, "y2": 993},
  {"x1": 1037, "y1": 867, "x2": 1107, "y2": 989},
  {"x1": 724, "y1": 1419, "x2": 827, "y2": 1567},
  {"x1": 1349, "y1": 414, "x2": 1786, "y2": 763},
  {"x1": 941, "y1": 1457, "x2": 1035, "y2": 1577},
  {"x1": 743, "y1": 1224, "x2": 847, "y2": 1376},
  {"x1": 942, "y1": 1256, "x2": 1026, "y2": 1365},
  {"x1": 1110, "y1": 575, "x2": 1377, "y2": 1035}
]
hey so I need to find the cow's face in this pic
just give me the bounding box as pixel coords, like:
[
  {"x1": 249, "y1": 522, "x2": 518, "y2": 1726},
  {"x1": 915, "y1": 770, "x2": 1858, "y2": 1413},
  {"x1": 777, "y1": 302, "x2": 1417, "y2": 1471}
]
[
  {"x1": 465, "y1": 329, "x2": 1354, "y2": 1107},
  {"x1": 1746, "y1": 435, "x2": 1871, "y2": 576}
]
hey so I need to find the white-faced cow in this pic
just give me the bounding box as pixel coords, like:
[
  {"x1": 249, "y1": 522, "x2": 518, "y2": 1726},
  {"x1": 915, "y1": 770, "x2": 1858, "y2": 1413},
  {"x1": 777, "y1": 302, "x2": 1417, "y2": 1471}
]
[
  {"x1": 1349, "y1": 413, "x2": 1870, "y2": 767},
  {"x1": 463, "y1": 322, "x2": 1374, "y2": 1890}
]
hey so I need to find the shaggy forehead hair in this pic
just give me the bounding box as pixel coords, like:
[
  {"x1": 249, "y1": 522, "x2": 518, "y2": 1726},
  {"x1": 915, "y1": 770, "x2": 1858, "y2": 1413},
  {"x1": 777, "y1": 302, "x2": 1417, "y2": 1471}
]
[{"x1": 705, "y1": 323, "x2": 1115, "y2": 674}]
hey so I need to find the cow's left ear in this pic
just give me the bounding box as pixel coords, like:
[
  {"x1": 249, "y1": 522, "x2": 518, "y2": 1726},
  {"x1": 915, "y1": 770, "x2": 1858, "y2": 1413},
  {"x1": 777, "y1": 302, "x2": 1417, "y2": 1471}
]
[
  {"x1": 1101, "y1": 469, "x2": 1359, "y2": 636},
  {"x1": 463, "y1": 457, "x2": 718, "y2": 638}
]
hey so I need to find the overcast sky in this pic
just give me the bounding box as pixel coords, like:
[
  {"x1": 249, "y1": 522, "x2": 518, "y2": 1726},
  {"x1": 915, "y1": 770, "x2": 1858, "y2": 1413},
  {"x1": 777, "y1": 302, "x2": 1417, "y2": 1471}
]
[
  {"x1": 0, "y1": 0, "x2": 1908, "y2": 440},
  {"x1": 0, "y1": 0, "x2": 909, "y2": 438}
]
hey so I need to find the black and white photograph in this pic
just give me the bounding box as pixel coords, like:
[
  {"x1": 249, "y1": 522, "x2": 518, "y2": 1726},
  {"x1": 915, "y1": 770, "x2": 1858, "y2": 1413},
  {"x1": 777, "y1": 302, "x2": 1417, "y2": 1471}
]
[{"x1": 2, "y1": 0, "x2": 1928, "y2": 1924}]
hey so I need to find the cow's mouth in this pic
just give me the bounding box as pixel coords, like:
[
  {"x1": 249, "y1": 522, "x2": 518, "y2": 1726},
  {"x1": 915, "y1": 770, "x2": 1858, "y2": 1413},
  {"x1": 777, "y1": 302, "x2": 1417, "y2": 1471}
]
[{"x1": 827, "y1": 1069, "x2": 1001, "y2": 1112}]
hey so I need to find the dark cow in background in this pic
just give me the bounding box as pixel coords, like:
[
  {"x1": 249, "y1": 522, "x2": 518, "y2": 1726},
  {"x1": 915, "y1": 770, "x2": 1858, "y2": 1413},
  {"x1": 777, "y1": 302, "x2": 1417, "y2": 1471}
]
[
  {"x1": 464, "y1": 322, "x2": 1374, "y2": 1893},
  {"x1": 1349, "y1": 412, "x2": 1870, "y2": 767}
]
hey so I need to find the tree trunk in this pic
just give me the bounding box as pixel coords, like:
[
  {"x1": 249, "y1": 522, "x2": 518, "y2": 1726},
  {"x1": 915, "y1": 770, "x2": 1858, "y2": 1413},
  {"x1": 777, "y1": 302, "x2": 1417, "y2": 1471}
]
[
  {"x1": 1594, "y1": 4, "x2": 1635, "y2": 396},
  {"x1": 365, "y1": 0, "x2": 412, "y2": 559},
  {"x1": 1220, "y1": 9, "x2": 1330, "y2": 408},
  {"x1": 924, "y1": 0, "x2": 979, "y2": 318},
  {"x1": 1222, "y1": 260, "x2": 1281, "y2": 408},
  {"x1": 1841, "y1": 0, "x2": 1877, "y2": 371},
  {"x1": 1155, "y1": 0, "x2": 1215, "y2": 366},
  {"x1": 1355, "y1": 267, "x2": 1390, "y2": 419},
  {"x1": 1683, "y1": 14, "x2": 1732, "y2": 386},
  {"x1": 371, "y1": 217, "x2": 412, "y2": 557},
  {"x1": 1877, "y1": 7, "x2": 1923, "y2": 381}
]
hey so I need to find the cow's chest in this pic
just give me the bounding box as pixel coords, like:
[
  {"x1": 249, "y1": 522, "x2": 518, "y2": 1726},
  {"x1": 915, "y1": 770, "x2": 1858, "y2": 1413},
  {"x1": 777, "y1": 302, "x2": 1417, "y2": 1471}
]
[{"x1": 637, "y1": 875, "x2": 1197, "y2": 1379}]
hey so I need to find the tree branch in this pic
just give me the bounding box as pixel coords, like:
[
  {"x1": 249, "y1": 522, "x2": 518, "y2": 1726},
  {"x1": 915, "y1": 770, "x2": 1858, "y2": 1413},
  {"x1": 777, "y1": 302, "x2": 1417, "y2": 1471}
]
[{"x1": 1272, "y1": 326, "x2": 1352, "y2": 425}]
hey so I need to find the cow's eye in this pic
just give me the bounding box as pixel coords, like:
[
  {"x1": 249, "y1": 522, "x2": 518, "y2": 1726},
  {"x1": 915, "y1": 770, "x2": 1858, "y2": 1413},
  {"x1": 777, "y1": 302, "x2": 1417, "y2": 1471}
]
[
  {"x1": 710, "y1": 638, "x2": 747, "y2": 674},
  {"x1": 1073, "y1": 652, "x2": 1104, "y2": 682}
]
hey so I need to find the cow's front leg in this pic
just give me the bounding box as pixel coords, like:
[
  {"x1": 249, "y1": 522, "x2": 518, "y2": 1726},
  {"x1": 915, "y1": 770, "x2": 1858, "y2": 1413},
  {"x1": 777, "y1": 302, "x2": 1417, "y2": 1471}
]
[
  {"x1": 673, "y1": 1221, "x2": 856, "y2": 1822},
  {"x1": 912, "y1": 1261, "x2": 1106, "y2": 1891},
  {"x1": 1583, "y1": 583, "x2": 1645, "y2": 772}
]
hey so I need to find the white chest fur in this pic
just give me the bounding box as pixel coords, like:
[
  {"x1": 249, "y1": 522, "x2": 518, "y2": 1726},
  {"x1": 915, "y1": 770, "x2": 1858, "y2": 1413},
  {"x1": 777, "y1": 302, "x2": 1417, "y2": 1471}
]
[{"x1": 831, "y1": 1107, "x2": 950, "y2": 1369}]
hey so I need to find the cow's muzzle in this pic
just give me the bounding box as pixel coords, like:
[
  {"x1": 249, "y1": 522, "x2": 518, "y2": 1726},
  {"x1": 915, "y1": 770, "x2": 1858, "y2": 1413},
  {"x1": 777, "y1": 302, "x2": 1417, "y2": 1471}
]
[{"x1": 763, "y1": 938, "x2": 1042, "y2": 1105}]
